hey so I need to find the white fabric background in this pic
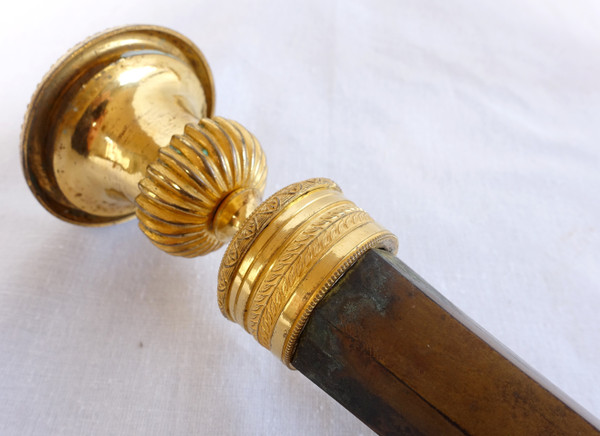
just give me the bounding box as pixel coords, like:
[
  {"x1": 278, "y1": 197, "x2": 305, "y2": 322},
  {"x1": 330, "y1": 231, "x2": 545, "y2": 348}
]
[{"x1": 1, "y1": 1, "x2": 599, "y2": 435}]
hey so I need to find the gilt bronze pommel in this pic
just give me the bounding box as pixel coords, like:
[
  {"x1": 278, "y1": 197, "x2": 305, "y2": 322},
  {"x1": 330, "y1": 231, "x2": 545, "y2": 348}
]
[{"x1": 21, "y1": 26, "x2": 266, "y2": 257}]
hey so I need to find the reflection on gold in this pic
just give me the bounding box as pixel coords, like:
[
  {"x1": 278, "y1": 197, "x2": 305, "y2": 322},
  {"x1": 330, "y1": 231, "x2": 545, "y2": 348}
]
[
  {"x1": 102, "y1": 136, "x2": 131, "y2": 171},
  {"x1": 118, "y1": 65, "x2": 157, "y2": 86}
]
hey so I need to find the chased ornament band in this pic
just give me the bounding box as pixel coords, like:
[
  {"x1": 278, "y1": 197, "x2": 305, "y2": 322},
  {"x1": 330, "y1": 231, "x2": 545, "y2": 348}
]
[{"x1": 217, "y1": 178, "x2": 398, "y2": 364}]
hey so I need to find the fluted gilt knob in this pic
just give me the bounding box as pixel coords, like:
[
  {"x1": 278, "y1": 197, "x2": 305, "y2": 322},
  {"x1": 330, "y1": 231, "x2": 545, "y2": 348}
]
[
  {"x1": 21, "y1": 25, "x2": 267, "y2": 257},
  {"x1": 136, "y1": 117, "x2": 266, "y2": 257}
]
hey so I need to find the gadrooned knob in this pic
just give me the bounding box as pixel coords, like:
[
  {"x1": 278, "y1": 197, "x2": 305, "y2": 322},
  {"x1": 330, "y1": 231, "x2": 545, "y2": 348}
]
[{"x1": 136, "y1": 117, "x2": 267, "y2": 257}]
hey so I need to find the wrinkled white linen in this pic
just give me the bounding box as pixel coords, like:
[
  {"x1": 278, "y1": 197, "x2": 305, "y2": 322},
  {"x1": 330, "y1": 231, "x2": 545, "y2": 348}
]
[{"x1": 0, "y1": 1, "x2": 599, "y2": 434}]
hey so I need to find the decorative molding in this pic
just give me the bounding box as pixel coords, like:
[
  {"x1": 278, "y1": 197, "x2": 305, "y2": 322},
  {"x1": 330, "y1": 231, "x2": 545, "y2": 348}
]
[
  {"x1": 217, "y1": 179, "x2": 398, "y2": 365},
  {"x1": 217, "y1": 178, "x2": 339, "y2": 314}
]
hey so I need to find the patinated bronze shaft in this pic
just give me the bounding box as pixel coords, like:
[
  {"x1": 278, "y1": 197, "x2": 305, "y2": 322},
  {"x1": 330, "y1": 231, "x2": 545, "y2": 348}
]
[{"x1": 293, "y1": 249, "x2": 600, "y2": 435}]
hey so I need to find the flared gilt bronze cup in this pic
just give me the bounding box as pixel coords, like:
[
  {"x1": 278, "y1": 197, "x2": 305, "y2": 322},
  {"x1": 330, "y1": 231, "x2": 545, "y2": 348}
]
[{"x1": 22, "y1": 25, "x2": 267, "y2": 257}]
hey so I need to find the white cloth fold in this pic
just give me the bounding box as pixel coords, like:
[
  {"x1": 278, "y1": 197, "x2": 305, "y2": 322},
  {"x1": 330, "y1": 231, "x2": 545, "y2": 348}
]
[{"x1": 1, "y1": 1, "x2": 599, "y2": 434}]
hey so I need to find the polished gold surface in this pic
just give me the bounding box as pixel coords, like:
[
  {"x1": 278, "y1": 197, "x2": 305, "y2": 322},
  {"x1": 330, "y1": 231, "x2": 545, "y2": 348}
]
[
  {"x1": 21, "y1": 25, "x2": 266, "y2": 256},
  {"x1": 136, "y1": 117, "x2": 267, "y2": 257},
  {"x1": 217, "y1": 178, "x2": 398, "y2": 365},
  {"x1": 21, "y1": 25, "x2": 215, "y2": 226}
]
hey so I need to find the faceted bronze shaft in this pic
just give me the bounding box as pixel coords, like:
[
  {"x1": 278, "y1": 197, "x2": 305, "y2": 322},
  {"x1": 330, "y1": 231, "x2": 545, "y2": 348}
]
[{"x1": 292, "y1": 249, "x2": 600, "y2": 435}]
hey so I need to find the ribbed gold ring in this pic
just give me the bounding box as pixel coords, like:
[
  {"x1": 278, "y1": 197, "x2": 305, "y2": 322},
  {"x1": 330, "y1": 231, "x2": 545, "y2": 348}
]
[{"x1": 217, "y1": 178, "x2": 398, "y2": 366}]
